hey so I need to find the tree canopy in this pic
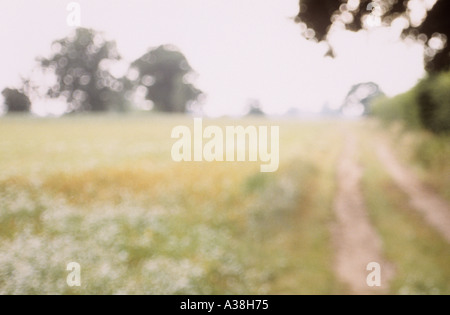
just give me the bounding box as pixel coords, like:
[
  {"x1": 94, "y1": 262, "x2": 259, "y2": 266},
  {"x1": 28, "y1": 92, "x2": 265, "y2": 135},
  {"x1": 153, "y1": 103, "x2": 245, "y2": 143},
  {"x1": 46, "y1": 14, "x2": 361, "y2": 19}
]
[
  {"x1": 1, "y1": 88, "x2": 31, "y2": 113},
  {"x1": 130, "y1": 45, "x2": 203, "y2": 113},
  {"x1": 342, "y1": 82, "x2": 382, "y2": 115},
  {"x1": 21, "y1": 30, "x2": 202, "y2": 115},
  {"x1": 38, "y1": 28, "x2": 124, "y2": 112},
  {"x1": 296, "y1": 0, "x2": 450, "y2": 72}
]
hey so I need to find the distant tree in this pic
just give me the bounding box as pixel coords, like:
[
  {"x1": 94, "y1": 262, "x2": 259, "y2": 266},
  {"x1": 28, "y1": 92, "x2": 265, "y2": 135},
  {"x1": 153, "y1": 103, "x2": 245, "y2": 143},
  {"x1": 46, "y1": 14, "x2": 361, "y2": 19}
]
[
  {"x1": 342, "y1": 82, "x2": 383, "y2": 115},
  {"x1": 37, "y1": 28, "x2": 124, "y2": 112},
  {"x1": 295, "y1": 0, "x2": 450, "y2": 72},
  {"x1": 130, "y1": 45, "x2": 203, "y2": 113},
  {"x1": 246, "y1": 99, "x2": 265, "y2": 116},
  {"x1": 1, "y1": 88, "x2": 31, "y2": 113}
]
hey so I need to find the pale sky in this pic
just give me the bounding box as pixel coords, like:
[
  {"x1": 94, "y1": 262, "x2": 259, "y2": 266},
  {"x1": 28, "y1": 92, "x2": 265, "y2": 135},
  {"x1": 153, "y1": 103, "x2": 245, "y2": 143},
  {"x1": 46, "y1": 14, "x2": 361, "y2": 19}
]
[{"x1": 0, "y1": 0, "x2": 427, "y2": 116}]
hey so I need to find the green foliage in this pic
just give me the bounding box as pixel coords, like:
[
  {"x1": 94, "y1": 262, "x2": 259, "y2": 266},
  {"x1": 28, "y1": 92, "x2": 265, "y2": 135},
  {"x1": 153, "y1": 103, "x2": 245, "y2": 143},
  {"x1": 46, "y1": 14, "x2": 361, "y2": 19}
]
[
  {"x1": 244, "y1": 172, "x2": 273, "y2": 193},
  {"x1": 372, "y1": 71, "x2": 450, "y2": 134},
  {"x1": 413, "y1": 134, "x2": 450, "y2": 171},
  {"x1": 416, "y1": 73, "x2": 450, "y2": 133},
  {"x1": 372, "y1": 90, "x2": 422, "y2": 129}
]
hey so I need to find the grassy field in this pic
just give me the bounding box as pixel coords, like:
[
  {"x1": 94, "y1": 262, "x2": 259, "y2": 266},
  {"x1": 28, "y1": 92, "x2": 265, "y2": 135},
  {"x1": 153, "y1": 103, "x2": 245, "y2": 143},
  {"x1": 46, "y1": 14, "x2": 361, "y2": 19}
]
[{"x1": 0, "y1": 115, "x2": 448, "y2": 294}]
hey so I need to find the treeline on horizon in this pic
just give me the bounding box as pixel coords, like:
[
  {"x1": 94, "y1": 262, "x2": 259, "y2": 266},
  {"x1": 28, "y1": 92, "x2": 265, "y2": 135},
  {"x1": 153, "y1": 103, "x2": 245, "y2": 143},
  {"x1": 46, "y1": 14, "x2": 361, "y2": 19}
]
[
  {"x1": 1, "y1": 23, "x2": 449, "y2": 135},
  {"x1": 1, "y1": 28, "x2": 204, "y2": 116}
]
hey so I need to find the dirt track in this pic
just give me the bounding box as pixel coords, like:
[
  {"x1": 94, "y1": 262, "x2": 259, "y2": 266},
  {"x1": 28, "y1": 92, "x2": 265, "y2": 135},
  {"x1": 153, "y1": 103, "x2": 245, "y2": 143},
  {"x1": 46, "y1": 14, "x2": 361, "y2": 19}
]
[
  {"x1": 333, "y1": 133, "x2": 394, "y2": 294},
  {"x1": 332, "y1": 130, "x2": 450, "y2": 294},
  {"x1": 376, "y1": 140, "x2": 450, "y2": 243}
]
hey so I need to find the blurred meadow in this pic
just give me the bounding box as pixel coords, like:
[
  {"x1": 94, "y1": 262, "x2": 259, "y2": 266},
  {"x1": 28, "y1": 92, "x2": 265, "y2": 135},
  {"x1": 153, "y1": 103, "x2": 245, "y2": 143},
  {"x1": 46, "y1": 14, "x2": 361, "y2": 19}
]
[
  {"x1": 0, "y1": 115, "x2": 449, "y2": 294},
  {"x1": 0, "y1": 116, "x2": 344, "y2": 294}
]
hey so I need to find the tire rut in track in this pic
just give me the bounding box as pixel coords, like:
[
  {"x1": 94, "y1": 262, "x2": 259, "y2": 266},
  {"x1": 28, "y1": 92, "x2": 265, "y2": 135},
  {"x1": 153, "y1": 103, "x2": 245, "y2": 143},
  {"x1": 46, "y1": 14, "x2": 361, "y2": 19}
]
[
  {"x1": 333, "y1": 133, "x2": 394, "y2": 294},
  {"x1": 376, "y1": 140, "x2": 450, "y2": 243}
]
